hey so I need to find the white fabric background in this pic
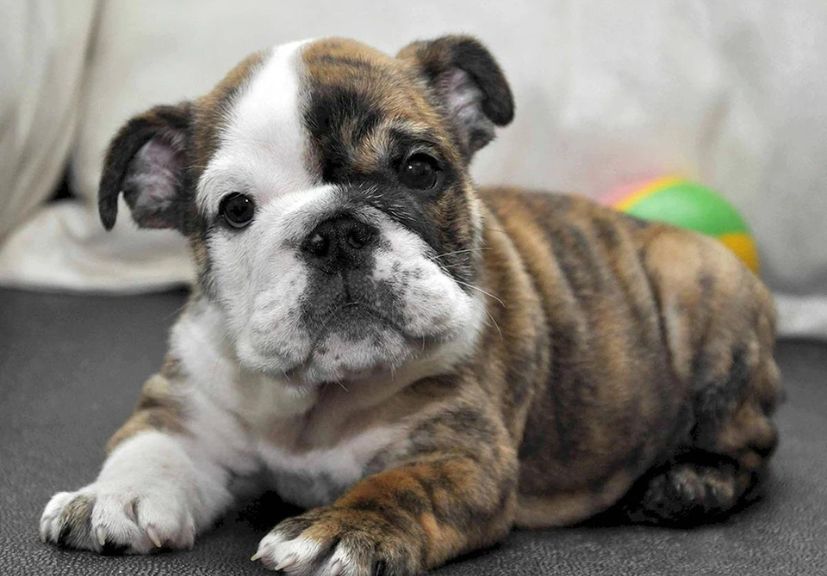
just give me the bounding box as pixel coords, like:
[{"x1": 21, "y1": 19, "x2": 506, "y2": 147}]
[
  {"x1": 0, "y1": 0, "x2": 825, "y2": 335},
  {"x1": 0, "y1": 0, "x2": 97, "y2": 264}
]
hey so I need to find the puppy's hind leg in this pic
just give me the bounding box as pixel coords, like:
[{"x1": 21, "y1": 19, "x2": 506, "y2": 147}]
[
  {"x1": 618, "y1": 453, "x2": 757, "y2": 525},
  {"x1": 617, "y1": 226, "x2": 783, "y2": 526},
  {"x1": 619, "y1": 330, "x2": 781, "y2": 526}
]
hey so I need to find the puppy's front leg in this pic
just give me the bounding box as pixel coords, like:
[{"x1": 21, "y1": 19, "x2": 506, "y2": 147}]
[
  {"x1": 40, "y1": 376, "x2": 235, "y2": 553},
  {"x1": 254, "y1": 409, "x2": 517, "y2": 575}
]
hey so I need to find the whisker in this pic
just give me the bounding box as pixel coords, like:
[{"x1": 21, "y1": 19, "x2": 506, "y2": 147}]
[
  {"x1": 453, "y1": 280, "x2": 506, "y2": 308},
  {"x1": 484, "y1": 308, "x2": 504, "y2": 340},
  {"x1": 429, "y1": 247, "x2": 489, "y2": 261}
]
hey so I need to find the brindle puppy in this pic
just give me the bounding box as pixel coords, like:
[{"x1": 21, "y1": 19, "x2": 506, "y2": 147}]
[{"x1": 40, "y1": 36, "x2": 780, "y2": 575}]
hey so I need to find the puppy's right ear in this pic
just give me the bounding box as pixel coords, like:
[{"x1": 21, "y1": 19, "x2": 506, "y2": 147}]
[{"x1": 98, "y1": 103, "x2": 193, "y2": 232}]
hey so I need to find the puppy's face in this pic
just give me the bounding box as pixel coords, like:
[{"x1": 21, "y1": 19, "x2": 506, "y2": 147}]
[{"x1": 98, "y1": 37, "x2": 514, "y2": 386}]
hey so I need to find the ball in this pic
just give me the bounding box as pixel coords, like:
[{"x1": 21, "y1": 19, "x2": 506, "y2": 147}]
[{"x1": 604, "y1": 176, "x2": 759, "y2": 273}]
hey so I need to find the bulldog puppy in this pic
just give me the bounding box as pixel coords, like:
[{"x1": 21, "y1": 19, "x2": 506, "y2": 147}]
[{"x1": 40, "y1": 36, "x2": 781, "y2": 575}]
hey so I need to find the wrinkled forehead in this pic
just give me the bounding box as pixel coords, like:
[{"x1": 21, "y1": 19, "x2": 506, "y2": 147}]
[
  {"x1": 300, "y1": 37, "x2": 438, "y2": 128},
  {"x1": 196, "y1": 38, "x2": 449, "y2": 212}
]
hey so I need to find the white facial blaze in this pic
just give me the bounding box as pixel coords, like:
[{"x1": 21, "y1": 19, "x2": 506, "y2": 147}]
[
  {"x1": 198, "y1": 39, "x2": 314, "y2": 215},
  {"x1": 197, "y1": 39, "x2": 322, "y2": 375}
]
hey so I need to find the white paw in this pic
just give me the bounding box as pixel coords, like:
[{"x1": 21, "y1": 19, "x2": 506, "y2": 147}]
[
  {"x1": 252, "y1": 530, "x2": 391, "y2": 576},
  {"x1": 252, "y1": 532, "x2": 331, "y2": 575},
  {"x1": 40, "y1": 483, "x2": 196, "y2": 554},
  {"x1": 252, "y1": 508, "x2": 421, "y2": 575}
]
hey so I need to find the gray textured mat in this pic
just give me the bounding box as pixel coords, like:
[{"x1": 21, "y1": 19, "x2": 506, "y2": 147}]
[{"x1": 1, "y1": 288, "x2": 825, "y2": 575}]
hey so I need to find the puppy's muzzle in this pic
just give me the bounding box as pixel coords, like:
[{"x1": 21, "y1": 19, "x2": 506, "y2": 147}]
[{"x1": 301, "y1": 214, "x2": 379, "y2": 274}]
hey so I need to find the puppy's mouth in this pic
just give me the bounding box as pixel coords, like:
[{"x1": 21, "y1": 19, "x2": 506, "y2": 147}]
[
  {"x1": 313, "y1": 300, "x2": 403, "y2": 339},
  {"x1": 299, "y1": 270, "x2": 409, "y2": 341},
  {"x1": 277, "y1": 298, "x2": 441, "y2": 385}
]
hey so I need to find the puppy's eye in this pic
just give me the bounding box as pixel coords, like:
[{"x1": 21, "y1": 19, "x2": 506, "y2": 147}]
[
  {"x1": 219, "y1": 193, "x2": 255, "y2": 229},
  {"x1": 399, "y1": 153, "x2": 440, "y2": 191}
]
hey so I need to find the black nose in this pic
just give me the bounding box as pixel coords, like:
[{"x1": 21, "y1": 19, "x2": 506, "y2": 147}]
[{"x1": 300, "y1": 215, "x2": 379, "y2": 273}]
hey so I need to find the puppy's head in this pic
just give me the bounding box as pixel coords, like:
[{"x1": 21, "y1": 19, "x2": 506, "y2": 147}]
[{"x1": 99, "y1": 36, "x2": 514, "y2": 386}]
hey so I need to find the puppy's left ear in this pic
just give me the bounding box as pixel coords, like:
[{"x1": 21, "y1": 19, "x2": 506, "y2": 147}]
[
  {"x1": 98, "y1": 102, "x2": 193, "y2": 232},
  {"x1": 397, "y1": 35, "x2": 514, "y2": 159}
]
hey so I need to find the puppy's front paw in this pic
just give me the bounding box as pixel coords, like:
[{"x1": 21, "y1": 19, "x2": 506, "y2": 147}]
[
  {"x1": 253, "y1": 507, "x2": 422, "y2": 575},
  {"x1": 40, "y1": 483, "x2": 195, "y2": 554}
]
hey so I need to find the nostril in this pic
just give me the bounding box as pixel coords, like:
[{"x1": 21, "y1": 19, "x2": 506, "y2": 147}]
[
  {"x1": 306, "y1": 232, "x2": 329, "y2": 257},
  {"x1": 346, "y1": 226, "x2": 374, "y2": 250},
  {"x1": 302, "y1": 216, "x2": 377, "y2": 267}
]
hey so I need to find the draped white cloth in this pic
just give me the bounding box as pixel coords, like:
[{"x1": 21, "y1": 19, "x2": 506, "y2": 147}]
[{"x1": 1, "y1": 0, "x2": 825, "y2": 335}]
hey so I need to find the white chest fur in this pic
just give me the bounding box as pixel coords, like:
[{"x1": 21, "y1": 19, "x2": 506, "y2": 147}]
[
  {"x1": 171, "y1": 301, "x2": 403, "y2": 508},
  {"x1": 256, "y1": 427, "x2": 399, "y2": 508}
]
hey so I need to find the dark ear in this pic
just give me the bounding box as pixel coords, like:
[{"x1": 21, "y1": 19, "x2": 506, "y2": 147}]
[
  {"x1": 397, "y1": 35, "x2": 514, "y2": 159},
  {"x1": 98, "y1": 102, "x2": 193, "y2": 232}
]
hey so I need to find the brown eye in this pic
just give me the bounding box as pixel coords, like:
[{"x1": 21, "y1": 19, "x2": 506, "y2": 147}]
[
  {"x1": 399, "y1": 153, "x2": 440, "y2": 190},
  {"x1": 219, "y1": 193, "x2": 255, "y2": 228}
]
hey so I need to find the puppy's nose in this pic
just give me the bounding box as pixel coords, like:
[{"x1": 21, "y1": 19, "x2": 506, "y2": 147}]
[{"x1": 300, "y1": 215, "x2": 379, "y2": 273}]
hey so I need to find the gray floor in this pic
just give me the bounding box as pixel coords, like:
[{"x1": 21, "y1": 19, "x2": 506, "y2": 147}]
[{"x1": 1, "y1": 287, "x2": 825, "y2": 575}]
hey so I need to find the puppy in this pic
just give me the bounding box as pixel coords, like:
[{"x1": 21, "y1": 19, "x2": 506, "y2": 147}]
[{"x1": 40, "y1": 36, "x2": 781, "y2": 574}]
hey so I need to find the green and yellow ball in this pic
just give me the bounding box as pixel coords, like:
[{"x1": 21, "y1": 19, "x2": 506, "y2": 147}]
[{"x1": 605, "y1": 176, "x2": 759, "y2": 273}]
